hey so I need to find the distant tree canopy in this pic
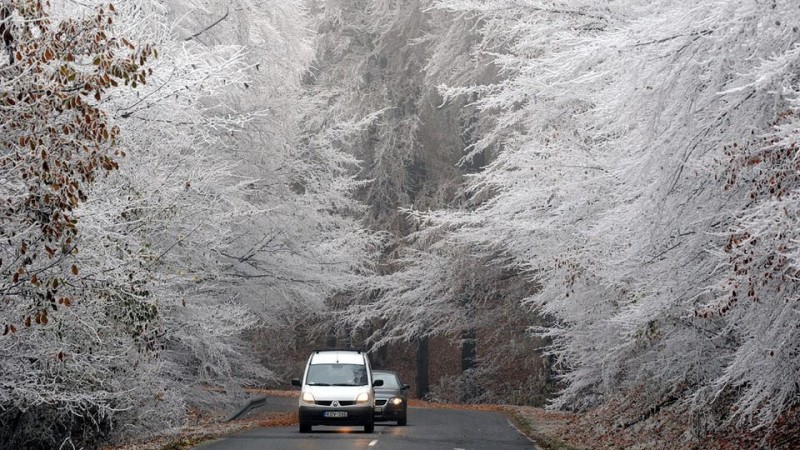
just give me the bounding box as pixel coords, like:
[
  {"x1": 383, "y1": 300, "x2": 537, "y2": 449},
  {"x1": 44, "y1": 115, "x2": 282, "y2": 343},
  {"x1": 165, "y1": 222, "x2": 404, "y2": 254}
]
[{"x1": 307, "y1": 0, "x2": 550, "y2": 404}]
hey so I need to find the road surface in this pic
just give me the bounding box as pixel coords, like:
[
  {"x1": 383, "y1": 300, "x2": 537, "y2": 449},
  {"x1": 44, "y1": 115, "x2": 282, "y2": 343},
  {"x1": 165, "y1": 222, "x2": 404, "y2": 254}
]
[{"x1": 194, "y1": 404, "x2": 537, "y2": 450}]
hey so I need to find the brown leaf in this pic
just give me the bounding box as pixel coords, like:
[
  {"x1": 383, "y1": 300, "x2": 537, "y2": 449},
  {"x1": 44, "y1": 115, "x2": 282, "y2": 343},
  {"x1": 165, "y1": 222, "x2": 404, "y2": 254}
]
[
  {"x1": 71, "y1": 265, "x2": 79, "y2": 275},
  {"x1": 24, "y1": 316, "x2": 31, "y2": 327}
]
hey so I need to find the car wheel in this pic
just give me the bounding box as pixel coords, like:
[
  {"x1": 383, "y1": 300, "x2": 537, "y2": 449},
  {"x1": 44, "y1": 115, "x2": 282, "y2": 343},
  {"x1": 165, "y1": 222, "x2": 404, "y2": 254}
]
[
  {"x1": 299, "y1": 422, "x2": 311, "y2": 433},
  {"x1": 397, "y1": 414, "x2": 407, "y2": 426},
  {"x1": 364, "y1": 419, "x2": 374, "y2": 433}
]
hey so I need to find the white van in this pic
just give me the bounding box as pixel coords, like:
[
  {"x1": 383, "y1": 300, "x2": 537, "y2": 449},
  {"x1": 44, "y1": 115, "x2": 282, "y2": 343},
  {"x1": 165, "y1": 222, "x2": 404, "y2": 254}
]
[{"x1": 291, "y1": 349, "x2": 383, "y2": 433}]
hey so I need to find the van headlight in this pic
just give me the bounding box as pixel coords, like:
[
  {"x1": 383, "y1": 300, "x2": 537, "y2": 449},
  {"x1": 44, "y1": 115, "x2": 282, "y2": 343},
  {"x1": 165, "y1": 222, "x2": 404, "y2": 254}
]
[
  {"x1": 390, "y1": 397, "x2": 403, "y2": 405},
  {"x1": 355, "y1": 392, "x2": 370, "y2": 405},
  {"x1": 302, "y1": 392, "x2": 315, "y2": 404}
]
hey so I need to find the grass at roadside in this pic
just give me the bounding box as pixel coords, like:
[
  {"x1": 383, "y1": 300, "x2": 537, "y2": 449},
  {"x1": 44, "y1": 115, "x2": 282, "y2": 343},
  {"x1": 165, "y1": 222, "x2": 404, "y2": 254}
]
[{"x1": 503, "y1": 406, "x2": 583, "y2": 450}]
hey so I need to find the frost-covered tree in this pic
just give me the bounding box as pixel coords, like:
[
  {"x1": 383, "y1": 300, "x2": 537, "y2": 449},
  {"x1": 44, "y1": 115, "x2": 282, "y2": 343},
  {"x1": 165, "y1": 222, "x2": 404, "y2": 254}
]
[
  {"x1": 0, "y1": 0, "x2": 377, "y2": 446},
  {"x1": 0, "y1": 2, "x2": 172, "y2": 446},
  {"x1": 424, "y1": 0, "x2": 800, "y2": 435}
]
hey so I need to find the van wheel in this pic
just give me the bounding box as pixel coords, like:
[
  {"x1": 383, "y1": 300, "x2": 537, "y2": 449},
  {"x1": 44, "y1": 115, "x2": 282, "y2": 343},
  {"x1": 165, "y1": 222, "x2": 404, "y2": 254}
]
[
  {"x1": 398, "y1": 415, "x2": 407, "y2": 426},
  {"x1": 364, "y1": 420, "x2": 374, "y2": 433},
  {"x1": 299, "y1": 422, "x2": 311, "y2": 433}
]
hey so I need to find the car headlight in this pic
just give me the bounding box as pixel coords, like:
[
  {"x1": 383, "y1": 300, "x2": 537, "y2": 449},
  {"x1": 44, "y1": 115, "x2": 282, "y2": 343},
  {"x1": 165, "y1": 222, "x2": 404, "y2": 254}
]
[
  {"x1": 355, "y1": 392, "x2": 371, "y2": 404},
  {"x1": 302, "y1": 392, "x2": 315, "y2": 404},
  {"x1": 390, "y1": 397, "x2": 403, "y2": 405}
]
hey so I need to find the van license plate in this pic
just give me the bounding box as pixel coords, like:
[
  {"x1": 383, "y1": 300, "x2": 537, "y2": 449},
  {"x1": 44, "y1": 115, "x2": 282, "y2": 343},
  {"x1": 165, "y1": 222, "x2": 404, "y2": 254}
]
[
  {"x1": 374, "y1": 406, "x2": 383, "y2": 413},
  {"x1": 324, "y1": 411, "x2": 348, "y2": 418}
]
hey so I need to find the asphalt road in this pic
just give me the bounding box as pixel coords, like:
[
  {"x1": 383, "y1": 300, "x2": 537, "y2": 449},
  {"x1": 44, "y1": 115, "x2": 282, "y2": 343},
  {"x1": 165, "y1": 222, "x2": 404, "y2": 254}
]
[{"x1": 194, "y1": 404, "x2": 537, "y2": 450}]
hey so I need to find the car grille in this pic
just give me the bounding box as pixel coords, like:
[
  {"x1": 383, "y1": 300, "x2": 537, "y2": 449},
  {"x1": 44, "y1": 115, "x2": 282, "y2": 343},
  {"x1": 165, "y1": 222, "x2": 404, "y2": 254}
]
[
  {"x1": 315, "y1": 400, "x2": 356, "y2": 406},
  {"x1": 374, "y1": 399, "x2": 388, "y2": 406}
]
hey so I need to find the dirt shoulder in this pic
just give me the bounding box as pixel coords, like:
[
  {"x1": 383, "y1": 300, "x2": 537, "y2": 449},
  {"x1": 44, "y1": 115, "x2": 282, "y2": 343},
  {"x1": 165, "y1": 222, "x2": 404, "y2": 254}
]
[{"x1": 102, "y1": 410, "x2": 296, "y2": 450}]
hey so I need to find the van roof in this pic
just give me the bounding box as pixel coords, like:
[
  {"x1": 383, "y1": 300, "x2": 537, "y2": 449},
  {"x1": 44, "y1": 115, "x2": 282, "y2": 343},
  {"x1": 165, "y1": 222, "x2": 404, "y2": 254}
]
[{"x1": 310, "y1": 350, "x2": 365, "y2": 365}]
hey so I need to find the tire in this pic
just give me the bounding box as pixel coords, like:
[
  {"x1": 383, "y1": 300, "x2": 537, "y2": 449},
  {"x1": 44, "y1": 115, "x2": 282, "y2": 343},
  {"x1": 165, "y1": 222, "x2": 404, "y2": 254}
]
[
  {"x1": 299, "y1": 422, "x2": 311, "y2": 433},
  {"x1": 364, "y1": 419, "x2": 374, "y2": 433},
  {"x1": 397, "y1": 414, "x2": 407, "y2": 426}
]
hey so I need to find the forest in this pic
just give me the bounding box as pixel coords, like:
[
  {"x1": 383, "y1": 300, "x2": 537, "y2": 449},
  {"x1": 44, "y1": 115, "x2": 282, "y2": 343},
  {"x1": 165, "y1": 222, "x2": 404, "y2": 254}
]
[{"x1": 0, "y1": 0, "x2": 798, "y2": 448}]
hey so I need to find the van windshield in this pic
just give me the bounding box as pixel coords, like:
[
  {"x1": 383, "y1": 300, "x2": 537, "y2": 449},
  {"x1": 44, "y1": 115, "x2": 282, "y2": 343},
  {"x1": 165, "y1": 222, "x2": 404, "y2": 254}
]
[{"x1": 306, "y1": 363, "x2": 368, "y2": 386}]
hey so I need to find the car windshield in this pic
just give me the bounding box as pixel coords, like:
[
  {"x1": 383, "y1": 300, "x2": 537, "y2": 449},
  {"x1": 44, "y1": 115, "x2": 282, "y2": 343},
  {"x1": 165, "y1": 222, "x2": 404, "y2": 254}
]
[
  {"x1": 306, "y1": 363, "x2": 368, "y2": 386},
  {"x1": 373, "y1": 373, "x2": 400, "y2": 389}
]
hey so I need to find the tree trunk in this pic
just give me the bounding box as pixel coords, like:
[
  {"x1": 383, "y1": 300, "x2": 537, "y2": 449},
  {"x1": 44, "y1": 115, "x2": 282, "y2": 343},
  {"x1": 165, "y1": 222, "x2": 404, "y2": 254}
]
[
  {"x1": 325, "y1": 327, "x2": 337, "y2": 348},
  {"x1": 374, "y1": 343, "x2": 388, "y2": 370},
  {"x1": 460, "y1": 327, "x2": 478, "y2": 402},
  {"x1": 461, "y1": 327, "x2": 477, "y2": 372},
  {"x1": 415, "y1": 336, "x2": 429, "y2": 399}
]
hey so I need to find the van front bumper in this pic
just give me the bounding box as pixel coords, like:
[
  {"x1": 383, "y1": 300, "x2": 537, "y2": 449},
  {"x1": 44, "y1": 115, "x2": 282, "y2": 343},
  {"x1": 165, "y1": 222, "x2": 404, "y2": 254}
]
[{"x1": 299, "y1": 405, "x2": 373, "y2": 426}]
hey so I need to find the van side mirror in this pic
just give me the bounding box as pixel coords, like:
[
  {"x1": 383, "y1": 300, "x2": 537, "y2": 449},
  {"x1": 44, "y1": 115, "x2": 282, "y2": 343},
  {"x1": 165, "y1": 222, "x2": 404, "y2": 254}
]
[
  {"x1": 373, "y1": 379, "x2": 384, "y2": 387},
  {"x1": 291, "y1": 378, "x2": 301, "y2": 387},
  {"x1": 401, "y1": 384, "x2": 410, "y2": 391}
]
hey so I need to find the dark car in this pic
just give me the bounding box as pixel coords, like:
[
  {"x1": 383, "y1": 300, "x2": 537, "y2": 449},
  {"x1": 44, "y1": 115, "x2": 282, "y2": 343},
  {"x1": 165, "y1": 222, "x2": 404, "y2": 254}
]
[{"x1": 372, "y1": 370, "x2": 409, "y2": 425}]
